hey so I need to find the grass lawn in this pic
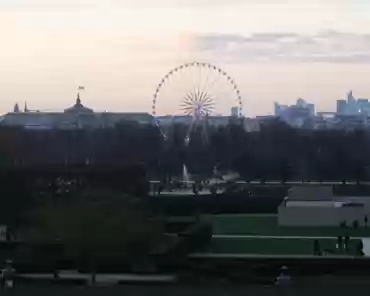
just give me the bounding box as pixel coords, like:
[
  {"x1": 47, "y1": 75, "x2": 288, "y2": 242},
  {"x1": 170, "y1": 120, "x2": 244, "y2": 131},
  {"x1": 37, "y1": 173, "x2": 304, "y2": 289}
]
[
  {"x1": 208, "y1": 237, "x2": 361, "y2": 255},
  {"x1": 212, "y1": 214, "x2": 370, "y2": 237}
]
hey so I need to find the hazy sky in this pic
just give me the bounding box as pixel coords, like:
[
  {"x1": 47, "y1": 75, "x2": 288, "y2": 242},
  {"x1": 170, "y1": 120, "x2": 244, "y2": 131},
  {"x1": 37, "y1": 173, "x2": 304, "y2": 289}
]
[{"x1": 2, "y1": 0, "x2": 370, "y2": 116}]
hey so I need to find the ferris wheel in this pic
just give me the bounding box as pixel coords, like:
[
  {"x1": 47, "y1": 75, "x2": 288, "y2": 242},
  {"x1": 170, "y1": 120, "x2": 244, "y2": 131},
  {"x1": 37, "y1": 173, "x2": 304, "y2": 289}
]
[{"x1": 152, "y1": 62, "x2": 243, "y2": 143}]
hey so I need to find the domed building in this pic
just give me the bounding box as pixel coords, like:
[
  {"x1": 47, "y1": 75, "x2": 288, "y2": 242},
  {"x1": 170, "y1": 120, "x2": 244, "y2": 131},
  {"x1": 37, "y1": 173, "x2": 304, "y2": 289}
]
[
  {"x1": 1, "y1": 92, "x2": 154, "y2": 129},
  {"x1": 64, "y1": 93, "x2": 94, "y2": 114}
]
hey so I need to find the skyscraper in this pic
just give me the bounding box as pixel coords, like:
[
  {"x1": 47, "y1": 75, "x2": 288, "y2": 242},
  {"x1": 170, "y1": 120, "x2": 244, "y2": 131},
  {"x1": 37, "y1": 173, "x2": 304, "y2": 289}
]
[
  {"x1": 273, "y1": 98, "x2": 315, "y2": 128},
  {"x1": 230, "y1": 106, "x2": 239, "y2": 117},
  {"x1": 336, "y1": 91, "x2": 370, "y2": 116},
  {"x1": 347, "y1": 90, "x2": 358, "y2": 115},
  {"x1": 337, "y1": 100, "x2": 347, "y2": 114}
]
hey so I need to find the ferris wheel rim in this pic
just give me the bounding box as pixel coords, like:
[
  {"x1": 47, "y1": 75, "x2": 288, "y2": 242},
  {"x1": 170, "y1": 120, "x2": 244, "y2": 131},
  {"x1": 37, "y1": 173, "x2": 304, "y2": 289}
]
[
  {"x1": 151, "y1": 61, "x2": 243, "y2": 136},
  {"x1": 152, "y1": 62, "x2": 242, "y2": 113}
]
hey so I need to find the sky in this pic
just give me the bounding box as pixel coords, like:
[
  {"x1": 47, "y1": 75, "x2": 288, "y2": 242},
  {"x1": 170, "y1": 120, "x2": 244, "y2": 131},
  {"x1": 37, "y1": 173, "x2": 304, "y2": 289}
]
[{"x1": 2, "y1": 0, "x2": 370, "y2": 116}]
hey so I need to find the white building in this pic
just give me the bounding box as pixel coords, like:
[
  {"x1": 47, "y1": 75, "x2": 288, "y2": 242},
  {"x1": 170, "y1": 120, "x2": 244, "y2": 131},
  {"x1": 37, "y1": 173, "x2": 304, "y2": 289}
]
[{"x1": 278, "y1": 186, "x2": 370, "y2": 227}]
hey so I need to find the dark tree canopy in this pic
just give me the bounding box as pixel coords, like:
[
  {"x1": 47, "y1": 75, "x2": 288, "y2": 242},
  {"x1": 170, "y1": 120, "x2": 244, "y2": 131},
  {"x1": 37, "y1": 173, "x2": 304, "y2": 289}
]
[{"x1": 0, "y1": 120, "x2": 370, "y2": 181}]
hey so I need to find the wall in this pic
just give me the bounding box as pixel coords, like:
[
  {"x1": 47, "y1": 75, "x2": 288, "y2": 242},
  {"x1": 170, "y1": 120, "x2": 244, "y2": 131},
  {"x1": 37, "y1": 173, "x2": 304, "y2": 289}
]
[{"x1": 278, "y1": 204, "x2": 368, "y2": 226}]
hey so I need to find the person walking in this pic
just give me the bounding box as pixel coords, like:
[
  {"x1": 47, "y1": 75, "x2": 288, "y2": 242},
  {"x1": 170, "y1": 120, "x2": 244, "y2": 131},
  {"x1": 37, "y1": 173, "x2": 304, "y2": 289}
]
[
  {"x1": 337, "y1": 236, "x2": 342, "y2": 250},
  {"x1": 275, "y1": 266, "x2": 292, "y2": 296},
  {"x1": 1, "y1": 260, "x2": 15, "y2": 290},
  {"x1": 276, "y1": 266, "x2": 291, "y2": 285},
  {"x1": 344, "y1": 236, "x2": 350, "y2": 253},
  {"x1": 365, "y1": 215, "x2": 368, "y2": 228},
  {"x1": 314, "y1": 239, "x2": 321, "y2": 255}
]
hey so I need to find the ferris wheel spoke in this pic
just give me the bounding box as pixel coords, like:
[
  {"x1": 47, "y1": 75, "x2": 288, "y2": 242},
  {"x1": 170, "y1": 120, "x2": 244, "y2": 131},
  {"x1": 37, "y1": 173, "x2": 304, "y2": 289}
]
[
  {"x1": 195, "y1": 65, "x2": 204, "y2": 98},
  {"x1": 181, "y1": 107, "x2": 193, "y2": 113},
  {"x1": 204, "y1": 96, "x2": 217, "y2": 110},
  {"x1": 197, "y1": 63, "x2": 202, "y2": 92},
  {"x1": 202, "y1": 98, "x2": 215, "y2": 106},
  {"x1": 181, "y1": 102, "x2": 194, "y2": 109},
  {"x1": 182, "y1": 104, "x2": 194, "y2": 110},
  {"x1": 202, "y1": 104, "x2": 215, "y2": 110},
  {"x1": 182, "y1": 105, "x2": 195, "y2": 112},
  {"x1": 181, "y1": 96, "x2": 194, "y2": 104},
  {"x1": 192, "y1": 87, "x2": 199, "y2": 103},
  {"x1": 197, "y1": 89, "x2": 203, "y2": 102},
  {"x1": 199, "y1": 91, "x2": 209, "y2": 101},
  {"x1": 197, "y1": 91, "x2": 205, "y2": 104},
  {"x1": 203, "y1": 73, "x2": 222, "y2": 101},
  {"x1": 181, "y1": 107, "x2": 194, "y2": 113},
  {"x1": 192, "y1": 64, "x2": 200, "y2": 94},
  {"x1": 201, "y1": 95, "x2": 213, "y2": 105},
  {"x1": 203, "y1": 106, "x2": 214, "y2": 113},
  {"x1": 181, "y1": 106, "x2": 194, "y2": 112},
  {"x1": 200, "y1": 65, "x2": 212, "y2": 97},
  {"x1": 179, "y1": 68, "x2": 191, "y2": 101},
  {"x1": 184, "y1": 93, "x2": 196, "y2": 104},
  {"x1": 186, "y1": 94, "x2": 196, "y2": 104},
  {"x1": 204, "y1": 93, "x2": 215, "y2": 103},
  {"x1": 182, "y1": 64, "x2": 194, "y2": 102},
  {"x1": 202, "y1": 102, "x2": 214, "y2": 110},
  {"x1": 200, "y1": 91, "x2": 211, "y2": 104}
]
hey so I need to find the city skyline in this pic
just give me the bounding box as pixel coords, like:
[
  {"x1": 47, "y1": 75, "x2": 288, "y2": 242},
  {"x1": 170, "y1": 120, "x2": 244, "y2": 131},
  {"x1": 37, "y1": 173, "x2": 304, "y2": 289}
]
[
  {"x1": 7, "y1": 88, "x2": 370, "y2": 117},
  {"x1": 3, "y1": 1, "x2": 370, "y2": 116}
]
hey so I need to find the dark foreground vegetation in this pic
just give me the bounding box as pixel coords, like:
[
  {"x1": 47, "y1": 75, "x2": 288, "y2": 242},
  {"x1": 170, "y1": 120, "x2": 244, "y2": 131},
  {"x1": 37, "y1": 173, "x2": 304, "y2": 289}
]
[
  {"x1": 1, "y1": 118, "x2": 370, "y2": 180},
  {"x1": 1, "y1": 119, "x2": 370, "y2": 284}
]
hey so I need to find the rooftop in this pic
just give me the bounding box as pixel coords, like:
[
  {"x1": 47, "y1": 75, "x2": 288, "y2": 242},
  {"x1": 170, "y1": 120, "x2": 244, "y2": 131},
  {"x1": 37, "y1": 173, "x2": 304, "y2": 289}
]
[
  {"x1": 64, "y1": 93, "x2": 94, "y2": 114},
  {"x1": 287, "y1": 186, "x2": 334, "y2": 201}
]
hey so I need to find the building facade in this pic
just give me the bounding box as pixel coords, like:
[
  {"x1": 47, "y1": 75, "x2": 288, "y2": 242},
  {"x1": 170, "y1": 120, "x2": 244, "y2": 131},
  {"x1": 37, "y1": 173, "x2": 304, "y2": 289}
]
[
  {"x1": 274, "y1": 98, "x2": 315, "y2": 128},
  {"x1": 336, "y1": 90, "x2": 370, "y2": 115},
  {"x1": 278, "y1": 186, "x2": 370, "y2": 227},
  {"x1": 1, "y1": 93, "x2": 154, "y2": 130}
]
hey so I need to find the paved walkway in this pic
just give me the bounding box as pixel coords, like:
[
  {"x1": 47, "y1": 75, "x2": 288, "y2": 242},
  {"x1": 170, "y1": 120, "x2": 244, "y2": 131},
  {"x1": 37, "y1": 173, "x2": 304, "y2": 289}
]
[
  {"x1": 18, "y1": 273, "x2": 177, "y2": 284},
  {"x1": 213, "y1": 234, "x2": 370, "y2": 258},
  {"x1": 189, "y1": 253, "x2": 360, "y2": 259},
  {"x1": 212, "y1": 234, "x2": 364, "y2": 240}
]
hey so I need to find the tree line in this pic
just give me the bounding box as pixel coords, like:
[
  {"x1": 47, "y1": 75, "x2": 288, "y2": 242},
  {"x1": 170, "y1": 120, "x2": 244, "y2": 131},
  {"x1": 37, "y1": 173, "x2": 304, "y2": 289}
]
[{"x1": 0, "y1": 118, "x2": 370, "y2": 181}]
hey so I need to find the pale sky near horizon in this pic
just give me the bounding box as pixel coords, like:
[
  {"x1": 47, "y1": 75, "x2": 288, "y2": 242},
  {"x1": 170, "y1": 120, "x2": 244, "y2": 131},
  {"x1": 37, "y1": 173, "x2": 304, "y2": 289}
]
[{"x1": 2, "y1": 0, "x2": 370, "y2": 116}]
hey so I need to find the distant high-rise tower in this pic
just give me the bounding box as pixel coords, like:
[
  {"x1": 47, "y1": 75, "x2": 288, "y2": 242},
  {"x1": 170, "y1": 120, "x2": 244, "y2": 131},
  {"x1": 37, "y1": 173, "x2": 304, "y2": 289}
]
[
  {"x1": 337, "y1": 100, "x2": 347, "y2": 114},
  {"x1": 274, "y1": 102, "x2": 281, "y2": 116},
  {"x1": 296, "y1": 98, "x2": 306, "y2": 107},
  {"x1": 348, "y1": 90, "x2": 354, "y2": 101},
  {"x1": 231, "y1": 106, "x2": 239, "y2": 117},
  {"x1": 307, "y1": 103, "x2": 315, "y2": 116},
  {"x1": 13, "y1": 103, "x2": 20, "y2": 113},
  {"x1": 347, "y1": 90, "x2": 358, "y2": 114}
]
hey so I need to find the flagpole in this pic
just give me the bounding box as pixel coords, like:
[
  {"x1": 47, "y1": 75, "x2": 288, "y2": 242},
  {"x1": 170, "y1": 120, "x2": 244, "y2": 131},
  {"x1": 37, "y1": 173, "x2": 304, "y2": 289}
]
[{"x1": 78, "y1": 86, "x2": 85, "y2": 101}]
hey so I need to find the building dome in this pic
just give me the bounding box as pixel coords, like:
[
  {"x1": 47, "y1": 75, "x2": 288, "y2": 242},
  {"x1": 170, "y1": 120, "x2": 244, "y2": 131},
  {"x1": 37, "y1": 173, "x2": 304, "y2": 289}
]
[{"x1": 64, "y1": 93, "x2": 94, "y2": 114}]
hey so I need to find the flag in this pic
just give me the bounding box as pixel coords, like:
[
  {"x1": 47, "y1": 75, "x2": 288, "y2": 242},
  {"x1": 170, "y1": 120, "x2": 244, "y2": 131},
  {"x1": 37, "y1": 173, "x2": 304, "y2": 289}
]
[{"x1": 78, "y1": 86, "x2": 85, "y2": 90}]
